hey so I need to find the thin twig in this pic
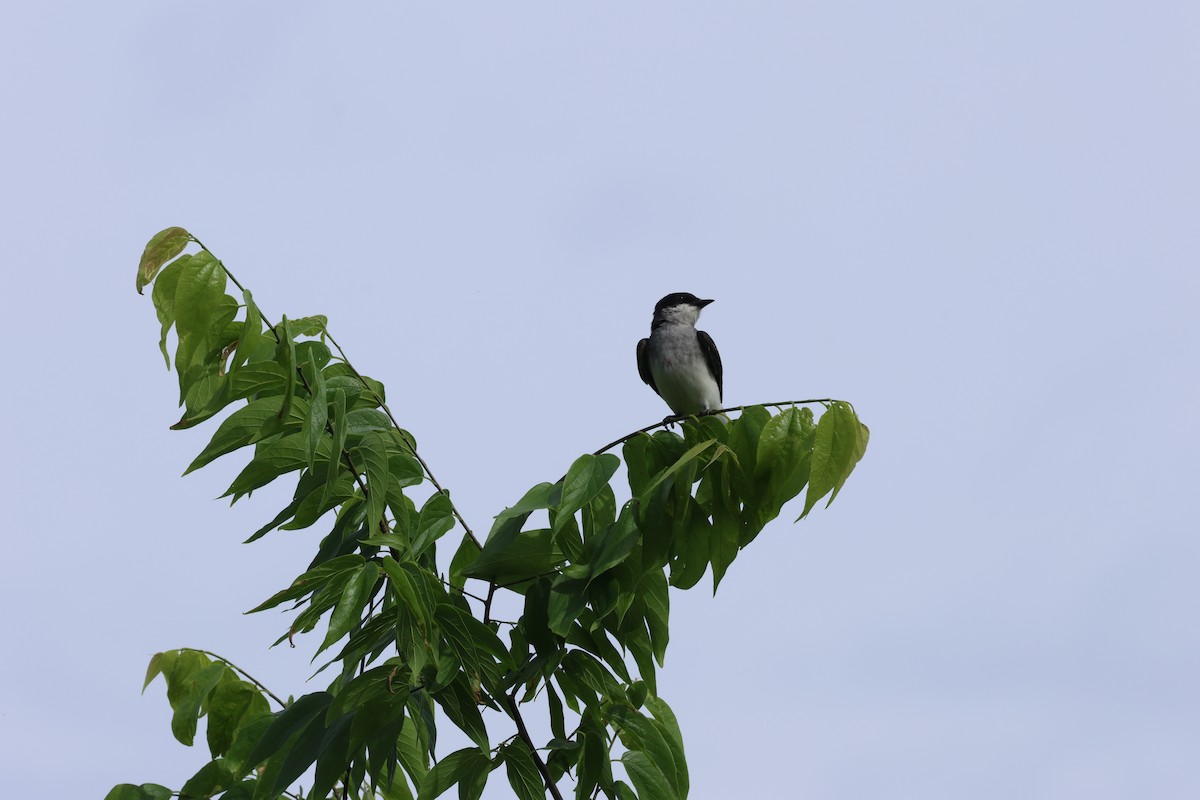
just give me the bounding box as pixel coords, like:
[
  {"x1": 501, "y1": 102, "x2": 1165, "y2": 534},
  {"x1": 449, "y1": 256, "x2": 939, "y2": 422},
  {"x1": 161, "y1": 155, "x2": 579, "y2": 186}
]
[
  {"x1": 190, "y1": 649, "x2": 286, "y2": 708},
  {"x1": 507, "y1": 690, "x2": 565, "y2": 800},
  {"x1": 439, "y1": 578, "x2": 489, "y2": 605},
  {"x1": 592, "y1": 399, "x2": 837, "y2": 456},
  {"x1": 324, "y1": 330, "x2": 481, "y2": 550}
]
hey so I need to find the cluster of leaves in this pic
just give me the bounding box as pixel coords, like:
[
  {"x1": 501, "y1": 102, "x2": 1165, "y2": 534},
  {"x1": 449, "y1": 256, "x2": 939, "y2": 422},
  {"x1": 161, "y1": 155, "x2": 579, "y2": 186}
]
[{"x1": 110, "y1": 228, "x2": 869, "y2": 800}]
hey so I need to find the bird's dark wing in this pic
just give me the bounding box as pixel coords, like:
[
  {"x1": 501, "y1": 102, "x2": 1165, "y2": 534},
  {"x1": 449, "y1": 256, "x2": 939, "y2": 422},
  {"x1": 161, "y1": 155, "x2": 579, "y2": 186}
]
[
  {"x1": 636, "y1": 337, "x2": 659, "y2": 394},
  {"x1": 697, "y1": 330, "x2": 723, "y2": 400}
]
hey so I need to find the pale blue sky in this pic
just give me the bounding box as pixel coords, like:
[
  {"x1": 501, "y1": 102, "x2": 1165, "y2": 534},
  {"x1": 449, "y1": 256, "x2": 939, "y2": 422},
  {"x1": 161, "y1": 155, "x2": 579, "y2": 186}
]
[{"x1": 2, "y1": 3, "x2": 1197, "y2": 798}]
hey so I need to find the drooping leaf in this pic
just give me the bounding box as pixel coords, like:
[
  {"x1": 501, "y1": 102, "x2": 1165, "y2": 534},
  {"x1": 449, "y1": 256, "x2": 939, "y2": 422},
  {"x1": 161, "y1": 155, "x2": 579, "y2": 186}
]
[
  {"x1": 585, "y1": 503, "x2": 640, "y2": 585},
  {"x1": 802, "y1": 402, "x2": 867, "y2": 517},
  {"x1": 319, "y1": 561, "x2": 380, "y2": 655},
  {"x1": 433, "y1": 674, "x2": 489, "y2": 751},
  {"x1": 137, "y1": 226, "x2": 192, "y2": 294},
  {"x1": 357, "y1": 431, "x2": 389, "y2": 536},
  {"x1": 622, "y1": 750, "x2": 676, "y2": 800},
  {"x1": 302, "y1": 349, "x2": 329, "y2": 470},
  {"x1": 501, "y1": 740, "x2": 545, "y2": 800},
  {"x1": 172, "y1": 250, "x2": 228, "y2": 381},
  {"x1": 416, "y1": 747, "x2": 489, "y2": 800},
  {"x1": 228, "y1": 290, "x2": 265, "y2": 374},
  {"x1": 171, "y1": 662, "x2": 226, "y2": 746},
  {"x1": 242, "y1": 692, "x2": 333, "y2": 772},
  {"x1": 206, "y1": 675, "x2": 271, "y2": 758},
  {"x1": 150, "y1": 256, "x2": 187, "y2": 367},
  {"x1": 323, "y1": 388, "x2": 348, "y2": 503}
]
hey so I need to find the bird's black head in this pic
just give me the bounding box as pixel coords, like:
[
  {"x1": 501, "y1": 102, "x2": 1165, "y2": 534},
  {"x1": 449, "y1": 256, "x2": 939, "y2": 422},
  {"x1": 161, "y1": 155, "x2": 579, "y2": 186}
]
[{"x1": 653, "y1": 292, "x2": 714, "y2": 314}]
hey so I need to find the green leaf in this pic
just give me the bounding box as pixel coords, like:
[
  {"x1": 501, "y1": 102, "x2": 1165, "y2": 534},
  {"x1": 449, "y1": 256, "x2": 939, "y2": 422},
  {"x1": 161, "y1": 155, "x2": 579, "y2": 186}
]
[
  {"x1": 206, "y1": 675, "x2": 270, "y2": 758},
  {"x1": 434, "y1": 602, "x2": 510, "y2": 682},
  {"x1": 755, "y1": 406, "x2": 815, "y2": 526},
  {"x1": 411, "y1": 491, "x2": 456, "y2": 557},
  {"x1": 267, "y1": 700, "x2": 333, "y2": 797},
  {"x1": 546, "y1": 575, "x2": 587, "y2": 638},
  {"x1": 485, "y1": 482, "x2": 562, "y2": 548},
  {"x1": 229, "y1": 362, "x2": 288, "y2": 400},
  {"x1": 448, "y1": 533, "x2": 482, "y2": 591},
  {"x1": 381, "y1": 557, "x2": 432, "y2": 632},
  {"x1": 172, "y1": 250, "x2": 228, "y2": 378},
  {"x1": 223, "y1": 433, "x2": 323, "y2": 500},
  {"x1": 137, "y1": 226, "x2": 191, "y2": 294},
  {"x1": 644, "y1": 695, "x2": 688, "y2": 798},
  {"x1": 290, "y1": 314, "x2": 328, "y2": 336},
  {"x1": 461, "y1": 528, "x2": 564, "y2": 584},
  {"x1": 636, "y1": 439, "x2": 717, "y2": 502},
  {"x1": 104, "y1": 785, "x2": 172, "y2": 800},
  {"x1": 309, "y1": 711, "x2": 355, "y2": 799},
  {"x1": 150, "y1": 256, "x2": 186, "y2": 368},
  {"x1": 827, "y1": 406, "x2": 869, "y2": 506},
  {"x1": 320, "y1": 561, "x2": 380, "y2": 655},
  {"x1": 585, "y1": 504, "x2": 640, "y2": 585},
  {"x1": 802, "y1": 402, "x2": 867, "y2": 517},
  {"x1": 358, "y1": 431, "x2": 389, "y2": 536},
  {"x1": 179, "y1": 759, "x2": 234, "y2": 799},
  {"x1": 501, "y1": 740, "x2": 545, "y2": 800},
  {"x1": 344, "y1": 407, "x2": 393, "y2": 437},
  {"x1": 185, "y1": 396, "x2": 306, "y2": 474},
  {"x1": 142, "y1": 650, "x2": 174, "y2": 692},
  {"x1": 229, "y1": 290, "x2": 264, "y2": 374},
  {"x1": 275, "y1": 316, "x2": 297, "y2": 426},
  {"x1": 171, "y1": 662, "x2": 226, "y2": 746},
  {"x1": 416, "y1": 747, "x2": 489, "y2": 800},
  {"x1": 708, "y1": 460, "x2": 741, "y2": 590},
  {"x1": 433, "y1": 674, "x2": 489, "y2": 750},
  {"x1": 323, "y1": 388, "x2": 348, "y2": 503},
  {"x1": 242, "y1": 692, "x2": 332, "y2": 771},
  {"x1": 663, "y1": 499, "x2": 709, "y2": 590},
  {"x1": 622, "y1": 750, "x2": 676, "y2": 800},
  {"x1": 302, "y1": 350, "x2": 329, "y2": 470},
  {"x1": 248, "y1": 553, "x2": 364, "y2": 613},
  {"x1": 614, "y1": 781, "x2": 639, "y2": 800},
  {"x1": 555, "y1": 454, "x2": 621, "y2": 534},
  {"x1": 641, "y1": 569, "x2": 670, "y2": 666}
]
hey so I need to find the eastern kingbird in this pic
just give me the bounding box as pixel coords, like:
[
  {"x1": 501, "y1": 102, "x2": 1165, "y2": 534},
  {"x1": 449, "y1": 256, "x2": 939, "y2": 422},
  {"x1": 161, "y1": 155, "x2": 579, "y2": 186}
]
[{"x1": 637, "y1": 292, "x2": 723, "y2": 417}]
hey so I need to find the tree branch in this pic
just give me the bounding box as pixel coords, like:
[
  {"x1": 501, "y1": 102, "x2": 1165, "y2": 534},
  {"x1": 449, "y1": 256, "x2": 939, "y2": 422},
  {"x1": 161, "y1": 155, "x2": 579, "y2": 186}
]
[
  {"x1": 192, "y1": 236, "x2": 476, "y2": 550},
  {"x1": 483, "y1": 581, "x2": 498, "y2": 625},
  {"x1": 592, "y1": 399, "x2": 837, "y2": 456},
  {"x1": 324, "y1": 330, "x2": 481, "y2": 550},
  {"x1": 189, "y1": 649, "x2": 286, "y2": 709},
  {"x1": 506, "y1": 690, "x2": 565, "y2": 800}
]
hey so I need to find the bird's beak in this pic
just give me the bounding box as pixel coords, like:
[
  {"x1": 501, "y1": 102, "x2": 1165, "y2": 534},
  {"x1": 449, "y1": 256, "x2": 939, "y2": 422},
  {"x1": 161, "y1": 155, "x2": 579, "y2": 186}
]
[{"x1": 698, "y1": 298, "x2": 715, "y2": 308}]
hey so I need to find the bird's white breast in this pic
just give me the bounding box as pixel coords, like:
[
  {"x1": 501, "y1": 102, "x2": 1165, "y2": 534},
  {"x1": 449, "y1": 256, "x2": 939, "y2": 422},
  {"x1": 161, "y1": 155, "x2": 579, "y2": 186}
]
[{"x1": 647, "y1": 325, "x2": 721, "y2": 415}]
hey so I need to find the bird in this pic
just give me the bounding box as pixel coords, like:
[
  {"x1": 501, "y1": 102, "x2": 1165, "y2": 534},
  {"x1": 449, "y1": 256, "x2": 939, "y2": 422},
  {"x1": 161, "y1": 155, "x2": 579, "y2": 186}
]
[{"x1": 637, "y1": 292, "x2": 723, "y2": 418}]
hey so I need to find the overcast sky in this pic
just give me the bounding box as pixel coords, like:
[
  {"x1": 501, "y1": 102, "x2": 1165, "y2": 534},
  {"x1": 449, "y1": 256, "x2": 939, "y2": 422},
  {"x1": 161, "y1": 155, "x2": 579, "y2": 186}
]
[{"x1": 2, "y1": 3, "x2": 1198, "y2": 798}]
